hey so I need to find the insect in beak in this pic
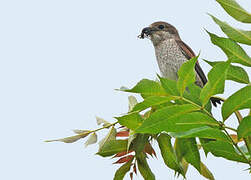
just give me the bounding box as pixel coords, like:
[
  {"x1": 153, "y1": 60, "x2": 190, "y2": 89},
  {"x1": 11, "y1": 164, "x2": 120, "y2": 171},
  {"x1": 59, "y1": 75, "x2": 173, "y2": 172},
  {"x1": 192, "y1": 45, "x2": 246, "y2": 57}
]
[{"x1": 138, "y1": 27, "x2": 152, "y2": 39}]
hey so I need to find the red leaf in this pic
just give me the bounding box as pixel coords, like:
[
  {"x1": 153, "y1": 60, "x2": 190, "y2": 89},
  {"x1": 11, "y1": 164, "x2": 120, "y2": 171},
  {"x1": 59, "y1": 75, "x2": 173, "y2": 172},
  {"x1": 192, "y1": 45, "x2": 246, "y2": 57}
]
[
  {"x1": 113, "y1": 150, "x2": 133, "y2": 158},
  {"x1": 144, "y1": 143, "x2": 157, "y2": 158},
  {"x1": 130, "y1": 172, "x2": 133, "y2": 180},
  {"x1": 116, "y1": 131, "x2": 129, "y2": 137},
  {"x1": 113, "y1": 155, "x2": 134, "y2": 164}
]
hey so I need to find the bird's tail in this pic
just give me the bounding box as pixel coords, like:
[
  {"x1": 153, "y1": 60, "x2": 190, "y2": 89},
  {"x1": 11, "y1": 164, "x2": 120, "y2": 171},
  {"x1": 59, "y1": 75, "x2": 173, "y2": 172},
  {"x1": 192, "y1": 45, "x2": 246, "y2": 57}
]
[{"x1": 210, "y1": 97, "x2": 223, "y2": 107}]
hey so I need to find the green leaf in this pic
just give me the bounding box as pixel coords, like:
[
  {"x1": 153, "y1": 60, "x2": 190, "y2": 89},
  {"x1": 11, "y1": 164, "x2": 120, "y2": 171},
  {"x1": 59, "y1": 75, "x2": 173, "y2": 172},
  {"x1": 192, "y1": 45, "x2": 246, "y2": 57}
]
[
  {"x1": 136, "y1": 153, "x2": 155, "y2": 180},
  {"x1": 157, "y1": 134, "x2": 184, "y2": 177},
  {"x1": 97, "y1": 140, "x2": 128, "y2": 157},
  {"x1": 181, "y1": 159, "x2": 189, "y2": 176},
  {"x1": 131, "y1": 134, "x2": 149, "y2": 155},
  {"x1": 204, "y1": 60, "x2": 250, "y2": 84},
  {"x1": 177, "y1": 56, "x2": 198, "y2": 95},
  {"x1": 200, "y1": 162, "x2": 215, "y2": 180},
  {"x1": 84, "y1": 132, "x2": 97, "y2": 147},
  {"x1": 169, "y1": 126, "x2": 230, "y2": 142},
  {"x1": 127, "y1": 130, "x2": 137, "y2": 151},
  {"x1": 216, "y1": 0, "x2": 251, "y2": 23},
  {"x1": 207, "y1": 31, "x2": 251, "y2": 67},
  {"x1": 115, "y1": 112, "x2": 143, "y2": 130},
  {"x1": 202, "y1": 140, "x2": 248, "y2": 163},
  {"x1": 170, "y1": 112, "x2": 219, "y2": 133},
  {"x1": 200, "y1": 61, "x2": 230, "y2": 105},
  {"x1": 45, "y1": 131, "x2": 91, "y2": 143},
  {"x1": 113, "y1": 159, "x2": 133, "y2": 180},
  {"x1": 128, "y1": 95, "x2": 138, "y2": 111},
  {"x1": 96, "y1": 116, "x2": 111, "y2": 127},
  {"x1": 158, "y1": 75, "x2": 179, "y2": 96},
  {"x1": 200, "y1": 138, "x2": 212, "y2": 156},
  {"x1": 237, "y1": 116, "x2": 251, "y2": 139},
  {"x1": 121, "y1": 79, "x2": 167, "y2": 98},
  {"x1": 222, "y1": 85, "x2": 251, "y2": 120},
  {"x1": 98, "y1": 126, "x2": 116, "y2": 150},
  {"x1": 131, "y1": 96, "x2": 176, "y2": 112},
  {"x1": 183, "y1": 84, "x2": 202, "y2": 104},
  {"x1": 210, "y1": 14, "x2": 251, "y2": 45},
  {"x1": 183, "y1": 84, "x2": 212, "y2": 112},
  {"x1": 175, "y1": 138, "x2": 201, "y2": 172},
  {"x1": 135, "y1": 104, "x2": 200, "y2": 134}
]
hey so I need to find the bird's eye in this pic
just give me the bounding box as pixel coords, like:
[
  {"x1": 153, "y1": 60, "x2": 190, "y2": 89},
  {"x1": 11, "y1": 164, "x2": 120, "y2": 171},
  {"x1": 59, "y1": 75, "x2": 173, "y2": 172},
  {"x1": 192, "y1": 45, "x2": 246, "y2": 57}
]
[{"x1": 158, "y1": 25, "x2": 165, "y2": 30}]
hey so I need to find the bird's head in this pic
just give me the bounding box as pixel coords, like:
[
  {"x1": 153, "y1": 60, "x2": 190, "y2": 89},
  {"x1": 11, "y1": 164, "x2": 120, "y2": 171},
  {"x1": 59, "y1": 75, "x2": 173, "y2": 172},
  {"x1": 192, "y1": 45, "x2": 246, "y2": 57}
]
[{"x1": 139, "y1": 21, "x2": 180, "y2": 45}]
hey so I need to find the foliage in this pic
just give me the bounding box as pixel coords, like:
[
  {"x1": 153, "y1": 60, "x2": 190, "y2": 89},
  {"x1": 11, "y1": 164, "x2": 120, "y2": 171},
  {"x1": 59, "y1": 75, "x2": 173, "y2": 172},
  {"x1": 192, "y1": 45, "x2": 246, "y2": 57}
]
[{"x1": 46, "y1": 0, "x2": 251, "y2": 179}]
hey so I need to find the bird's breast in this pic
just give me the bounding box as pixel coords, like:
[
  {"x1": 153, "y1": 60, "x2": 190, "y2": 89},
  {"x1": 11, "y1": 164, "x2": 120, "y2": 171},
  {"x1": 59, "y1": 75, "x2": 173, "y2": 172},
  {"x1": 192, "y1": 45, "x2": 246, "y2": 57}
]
[{"x1": 154, "y1": 39, "x2": 187, "y2": 80}]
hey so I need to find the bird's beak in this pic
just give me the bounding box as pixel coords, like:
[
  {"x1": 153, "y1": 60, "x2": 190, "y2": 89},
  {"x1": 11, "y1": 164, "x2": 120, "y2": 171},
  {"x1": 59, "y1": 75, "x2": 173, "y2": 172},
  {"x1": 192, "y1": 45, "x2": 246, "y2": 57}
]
[{"x1": 138, "y1": 27, "x2": 154, "y2": 39}]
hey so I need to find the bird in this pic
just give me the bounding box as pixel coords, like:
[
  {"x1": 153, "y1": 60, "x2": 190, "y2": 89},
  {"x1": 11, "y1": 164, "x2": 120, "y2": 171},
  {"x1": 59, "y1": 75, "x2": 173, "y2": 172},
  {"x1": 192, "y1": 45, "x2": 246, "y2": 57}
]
[{"x1": 139, "y1": 21, "x2": 221, "y2": 106}]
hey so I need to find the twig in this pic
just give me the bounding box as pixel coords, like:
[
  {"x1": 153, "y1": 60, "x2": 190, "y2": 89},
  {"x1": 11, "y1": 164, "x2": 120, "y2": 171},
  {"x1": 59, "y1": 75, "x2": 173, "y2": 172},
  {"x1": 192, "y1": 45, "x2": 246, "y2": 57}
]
[{"x1": 91, "y1": 121, "x2": 118, "y2": 133}]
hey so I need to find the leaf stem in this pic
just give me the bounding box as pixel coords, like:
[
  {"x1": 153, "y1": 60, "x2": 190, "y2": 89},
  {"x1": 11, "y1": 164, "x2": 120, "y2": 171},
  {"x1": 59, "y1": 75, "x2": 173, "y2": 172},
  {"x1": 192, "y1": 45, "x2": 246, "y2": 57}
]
[
  {"x1": 234, "y1": 111, "x2": 243, "y2": 123},
  {"x1": 179, "y1": 96, "x2": 237, "y2": 131},
  {"x1": 196, "y1": 95, "x2": 251, "y2": 157},
  {"x1": 222, "y1": 125, "x2": 237, "y2": 132},
  {"x1": 234, "y1": 111, "x2": 251, "y2": 156},
  {"x1": 179, "y1": 96, "x2": 212, "y2": 117},
  {"x1": 180, "y1": 95, "x2": 251, "y2": 165},
  {"x1": 213, "y1": 96, "x2": 251, "y2": 156},
  {"x1": 223, "y1": 129, "x2": 251, "y2": 166},
  {"x1": 91, "y1": 121, "x2": 118, "y2": 133}
]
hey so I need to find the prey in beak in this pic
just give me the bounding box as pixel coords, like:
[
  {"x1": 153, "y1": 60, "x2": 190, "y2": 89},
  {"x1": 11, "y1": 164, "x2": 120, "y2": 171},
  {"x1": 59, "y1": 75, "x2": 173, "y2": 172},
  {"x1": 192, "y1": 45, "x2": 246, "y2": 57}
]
[{"x1": 138, "y1": 27, "x2": 153, "y2": 39}]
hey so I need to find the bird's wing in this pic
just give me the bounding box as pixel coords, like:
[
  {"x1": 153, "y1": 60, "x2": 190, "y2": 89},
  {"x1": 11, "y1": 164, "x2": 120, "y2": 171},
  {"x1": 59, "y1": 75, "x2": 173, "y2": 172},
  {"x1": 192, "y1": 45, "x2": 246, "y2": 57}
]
[{"x1": 176, "y1": 40, "x2": 208, "y2": 85}]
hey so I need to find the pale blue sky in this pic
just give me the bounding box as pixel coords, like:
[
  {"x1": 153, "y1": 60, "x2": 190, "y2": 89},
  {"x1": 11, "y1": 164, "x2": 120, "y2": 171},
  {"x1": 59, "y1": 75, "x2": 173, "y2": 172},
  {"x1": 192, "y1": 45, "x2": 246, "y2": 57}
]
[{"x1": 0, "y1": 0, "x2": 250, "y2": 180}]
